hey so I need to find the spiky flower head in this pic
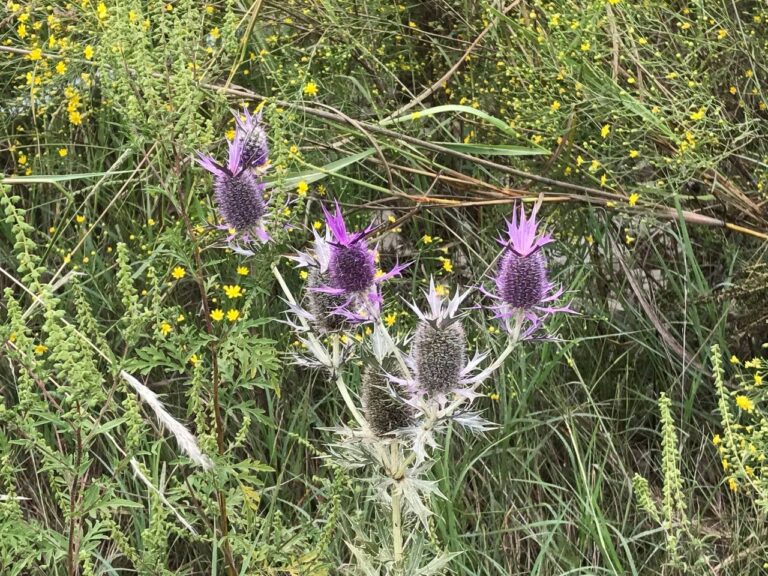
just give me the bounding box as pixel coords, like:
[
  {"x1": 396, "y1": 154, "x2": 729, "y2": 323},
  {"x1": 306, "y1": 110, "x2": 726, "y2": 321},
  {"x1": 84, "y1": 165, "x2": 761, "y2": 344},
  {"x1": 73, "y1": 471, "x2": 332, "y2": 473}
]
[
  {"x1": 404, "y1": 278, "x2": 468, "y2": 396},
  {"x1": 361, "y1": 366, "x2": 412, "y2": 436},
  {"x1": 489, "y1": 201, "x2": 572, "y2": 336},
  {"x1": 233, "y1": 107, "x2": 269, "y2": 170},
  {"x1": 412, "y1": 321, "x2": 466, "y2": 397},
  {"x1": 306, "y1": 268, "x2": 351, "y2": 333},
  {"x1": 323, "y1": 200, "x2": 377, "y2": 294},
  {"x1": 196, "y1": 138, "x2": 269, "y2": 241},
  {"x1": 299, "y1": 201, "x2": 408, "y2": 323}
]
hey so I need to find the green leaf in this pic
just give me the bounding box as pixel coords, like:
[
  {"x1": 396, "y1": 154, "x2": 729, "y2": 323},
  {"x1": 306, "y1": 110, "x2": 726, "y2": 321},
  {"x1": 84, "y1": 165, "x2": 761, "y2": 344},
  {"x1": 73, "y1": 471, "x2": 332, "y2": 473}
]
[
  {"x1": 262, "y1": 149, "x2": 376, "y2": 189},
  {"x1": 380, "y1": 104, "x2": 519, "y2": 137},
  {"x1": 433, "y1": 142, "x2": 548, "y2": 156},
  {"x1": 1, "y1": 171, "x2": 134, "y2": 184}
]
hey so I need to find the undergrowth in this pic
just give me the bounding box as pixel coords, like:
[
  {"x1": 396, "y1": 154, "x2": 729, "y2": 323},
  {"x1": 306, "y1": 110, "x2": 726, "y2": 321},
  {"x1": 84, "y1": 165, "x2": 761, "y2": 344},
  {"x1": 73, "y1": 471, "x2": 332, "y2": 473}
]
[{"x1": 1, "y1": 0, "x2": 767, "y2": 574}]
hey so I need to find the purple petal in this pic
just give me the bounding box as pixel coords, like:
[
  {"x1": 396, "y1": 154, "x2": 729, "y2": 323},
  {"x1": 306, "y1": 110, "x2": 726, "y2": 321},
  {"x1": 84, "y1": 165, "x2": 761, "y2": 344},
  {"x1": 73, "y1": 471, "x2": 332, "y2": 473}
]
[
  {"x1": 322, "y1": 200, "x2": 350, "y2": 245},
  {"x1": 226, "y1": 137, "x2": 245, "y2": 175},
  {"x1": 195, "y1": 152, "x2": 226, "y2": 177},
  {"x1": 373, "y1": 261, "x2": 411, "y2": 284}
]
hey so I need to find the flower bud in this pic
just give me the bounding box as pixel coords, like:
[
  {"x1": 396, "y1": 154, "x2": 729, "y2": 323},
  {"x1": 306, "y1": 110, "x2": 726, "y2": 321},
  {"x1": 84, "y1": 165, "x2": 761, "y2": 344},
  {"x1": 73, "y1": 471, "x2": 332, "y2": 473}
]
[
  {"x1": 412, "y1": 320, "x2": 466, "y2": 396},
  {"x1": 361, "y1": 367, "x2": 412, "y2": 436},
  {"x1": 306, "y1": 269, "x2": 350, "y2": 333}
]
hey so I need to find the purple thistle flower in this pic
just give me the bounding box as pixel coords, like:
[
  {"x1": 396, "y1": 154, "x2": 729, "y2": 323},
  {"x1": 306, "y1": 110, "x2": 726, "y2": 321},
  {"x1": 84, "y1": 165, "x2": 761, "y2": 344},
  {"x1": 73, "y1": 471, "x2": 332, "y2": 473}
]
[
  {"x1": 196, "y1": 138, "x2": 269, "y2": 241},
  {"x1": 233, "y1": 107, "x2": 269, "y2": 170},
  {"x1": 487, "y1": 202, "x2": 573, "y2": 336},
  {"x1": 323, "y1": 201, "x2": 377, "y2": 293},
  {"x1": 310, "y1": 201, "x2": 408, "y2": 322}
]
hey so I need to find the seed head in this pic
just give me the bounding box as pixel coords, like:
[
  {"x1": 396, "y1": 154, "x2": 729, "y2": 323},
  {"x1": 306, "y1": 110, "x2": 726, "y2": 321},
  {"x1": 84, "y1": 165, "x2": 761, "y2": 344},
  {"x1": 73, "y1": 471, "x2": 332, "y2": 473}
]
[
  {"x1": 306, "y1": 268, "x2": 350, "y2": 333},
  {"x1": 496, "y1": 249, "x2": 547, "y2": 309},
  {"x1": 361, "y1": 367, "x2": 412, "y2": 436},
  {"x1": 412, "y1": 320, "x2": 466, "y2": 396}
]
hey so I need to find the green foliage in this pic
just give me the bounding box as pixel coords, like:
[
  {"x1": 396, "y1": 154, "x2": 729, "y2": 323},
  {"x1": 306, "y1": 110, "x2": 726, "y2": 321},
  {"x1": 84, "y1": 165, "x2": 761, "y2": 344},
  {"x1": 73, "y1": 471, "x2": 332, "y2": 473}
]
[
  {"x1": 712, "y1": 344, "x2": 768, "y2": 508},
  {"x1": 2, "y1": 0, "x2": 768, "y2": 573}
]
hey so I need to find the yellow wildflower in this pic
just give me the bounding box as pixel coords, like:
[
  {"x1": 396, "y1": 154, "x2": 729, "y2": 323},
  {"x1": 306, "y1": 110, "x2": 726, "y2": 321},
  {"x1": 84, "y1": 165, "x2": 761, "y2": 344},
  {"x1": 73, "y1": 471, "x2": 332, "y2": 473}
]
[
  {"x1": 690, "y1": 107, "x2": 706, "y2": 121},
  {"x1": 550, "y1": 100, "x2": 561, "y2": 111},
  {"x1": 296, "y1": 180, "x2": 309, "y2": 197},
  {"x1": 442, "y1": 259, "x2": 453, "y2": 273},
  {"x1": 160, "y1": 322, "x2": 172, "y2": 336},
  {"x1": 28, "y1": 48, "x2": 43, "y2": 61},
  {"x1": 580, "y1": 41, "x2": 590, "y2": 51},
  {"x1": 755, "y1": 373, "x2": 763, "y2": 386},
  {"x1": 629, "y1": 150, "x2": 639, "y2": 158},
  {"x1": 712, "y1": 434, "x2": 721, "y2": 446},
  {"x1": 84, "y1": 45, "x2": 94, "y2": 59},
  {"x1": 735, "y1": 395, "x2": 754, "y2": 412},
  {"x1": 299, "y1": 270, "x2": 308, "y2": 280},
  {"x1": 226, "y1": 309, "x2": 240, "y2": 322},
  {"x1": 223, "y1": 285, "x2": 243, "y2": 298},
  {"x1": 303, "y1": 82, "x2": 318, "y2": 96},
  {"x1": 312, "y1": 220, "x2": 323, "y2": 230},
  {"x1": 488, "y1": 392, "x2": 500, "y2": 401},
  {"x1": 34, "y1": 344, "x2": 48, "y2": 355},
  {"x1": 422, "y1": 234, "x2": 433, "y2": 244},
  {"x1": 628, "y1": 193, "x2": 640, "y2": 207},
  {"x1": 171, "y1": 266, "x2": 186, "y2": 280},
  {"x1": 58, "y1": 148, "x2": 68, "y2": 157},
  {"x1": 600, "y1": 124, "x2": 611, "y2": 138},
  {"x1": 211, "y1": 309, "x2": 224, "y2": 322},
  {"x1": 237, "y1": 266, "x2": 249, "y2": 276},
  {"x1": 189, "y1": 354, "x2": 200, "y2": 366},
  {"x1": 384, "y1": 312, "x2": 397, "y2": 327},
  {"x1": 97, "y1": 2, "x2": 108, "y2": 19}
]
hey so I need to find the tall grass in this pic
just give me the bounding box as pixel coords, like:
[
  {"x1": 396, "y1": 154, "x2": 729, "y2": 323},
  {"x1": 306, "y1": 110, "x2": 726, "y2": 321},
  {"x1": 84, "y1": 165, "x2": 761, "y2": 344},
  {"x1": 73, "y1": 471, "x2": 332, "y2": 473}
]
[{"x1": 1, "y1": 0, "x2": 767, "y2": 574}]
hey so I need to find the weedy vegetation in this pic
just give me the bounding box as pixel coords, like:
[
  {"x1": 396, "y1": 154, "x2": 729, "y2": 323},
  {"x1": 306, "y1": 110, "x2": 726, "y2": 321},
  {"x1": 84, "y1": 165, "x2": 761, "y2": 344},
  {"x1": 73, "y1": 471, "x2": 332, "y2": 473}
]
[{"x1": 1, "y1": 0, "x2": 768, "y2": 574}]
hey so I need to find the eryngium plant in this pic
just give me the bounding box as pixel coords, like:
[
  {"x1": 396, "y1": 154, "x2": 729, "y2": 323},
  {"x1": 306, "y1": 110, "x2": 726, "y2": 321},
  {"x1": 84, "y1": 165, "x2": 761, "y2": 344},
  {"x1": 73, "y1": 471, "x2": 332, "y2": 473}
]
[
  {"x1": 488, "y1": 201, "x2": 572, "y2": 337},
  {"x1": 196, "y1": 136, "x2": 270, "y2": 242}
]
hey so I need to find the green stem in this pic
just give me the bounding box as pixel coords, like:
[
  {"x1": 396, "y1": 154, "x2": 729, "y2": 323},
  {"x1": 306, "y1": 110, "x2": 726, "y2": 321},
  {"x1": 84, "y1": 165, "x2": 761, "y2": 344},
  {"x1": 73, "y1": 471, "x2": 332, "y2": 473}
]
[
  {"x1": 271, "y1": 262, "x2": 367, "y2": 428},
  {"x1": 390, "y1": 443, "x2": 404, "y2": 573},
  {"x1": 332, "y1": 334, "x2": 367, "y2": 428}
]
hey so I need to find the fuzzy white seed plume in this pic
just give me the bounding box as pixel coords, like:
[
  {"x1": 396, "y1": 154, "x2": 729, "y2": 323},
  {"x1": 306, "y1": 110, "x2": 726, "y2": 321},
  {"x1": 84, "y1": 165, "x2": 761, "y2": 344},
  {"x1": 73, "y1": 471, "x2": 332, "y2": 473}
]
[{"x1": 120, "y1": 371, "x2": 214, "y2": 471}]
